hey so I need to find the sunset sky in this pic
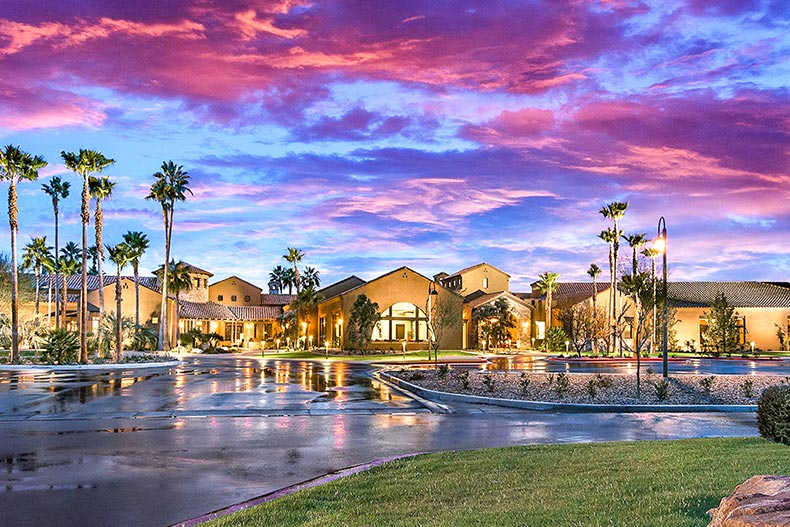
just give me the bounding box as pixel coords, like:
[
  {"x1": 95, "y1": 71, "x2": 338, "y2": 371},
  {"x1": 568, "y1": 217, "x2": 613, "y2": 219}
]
[{"x1": 1, "y1": 1, "x2": 788, "y2": 291}]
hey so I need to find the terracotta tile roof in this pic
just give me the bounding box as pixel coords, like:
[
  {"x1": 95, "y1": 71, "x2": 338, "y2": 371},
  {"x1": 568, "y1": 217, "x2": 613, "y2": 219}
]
[
  {"x1": 465, "y1": 291, "x2": 533, "y2": 310},
  {"x1": 229, "y1": 306, "x2": 282, "y2": 320},
  {"x1": 181, "y1": 263, "x2": 214, "y2": 277},
  {"x1": 179, "y1": 301, "x2": 235, "y2": 320},
  {"x1": 46, "y1": 274, "x2": 162, "y2": 293},
  {"x1": 668, "y1": 282, "x2": 790, "y2": 308},
  {"x1": 260, "y1": 294, "x2": 295, "y2": 306},
  {"x1": 318, "y1": 276, "x2": 366, "y2": 300}
]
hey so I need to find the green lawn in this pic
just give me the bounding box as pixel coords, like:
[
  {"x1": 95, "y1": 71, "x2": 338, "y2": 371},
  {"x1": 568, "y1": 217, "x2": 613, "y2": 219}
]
[
  {"x1": 206, "y1": 437, "x2": 788, "y2": 527},
  {"x1": 257, "y1": 350, "x2": 480, "y2": 362}
]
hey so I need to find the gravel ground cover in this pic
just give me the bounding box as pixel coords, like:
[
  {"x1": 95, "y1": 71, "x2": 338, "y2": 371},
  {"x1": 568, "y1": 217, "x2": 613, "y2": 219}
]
[{"x1": 391, "y1": 368, "x2": 789, "y2": 405}]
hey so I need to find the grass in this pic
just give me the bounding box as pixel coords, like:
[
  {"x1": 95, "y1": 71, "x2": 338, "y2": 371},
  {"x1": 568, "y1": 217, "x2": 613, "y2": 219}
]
[
  {"x1": 206, "y1": 437, "x2": 789, "y2": 527},
  {"x1": 257, "y1": 350, "x2": 480, "y2": 362}
]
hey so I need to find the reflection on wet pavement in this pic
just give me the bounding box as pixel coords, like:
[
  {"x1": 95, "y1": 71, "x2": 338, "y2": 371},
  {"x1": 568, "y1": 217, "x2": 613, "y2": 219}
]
[{"x1": 0, "y1": 357, "x2": 424, "y2": 419}]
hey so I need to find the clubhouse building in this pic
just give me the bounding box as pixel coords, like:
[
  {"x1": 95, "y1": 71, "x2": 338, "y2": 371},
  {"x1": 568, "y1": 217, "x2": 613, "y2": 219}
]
[{"x1": 41, "y1": 263, "x2": 790, "y2": 352}]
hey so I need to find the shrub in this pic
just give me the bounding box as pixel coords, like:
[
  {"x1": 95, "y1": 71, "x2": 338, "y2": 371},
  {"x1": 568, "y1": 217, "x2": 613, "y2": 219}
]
[
  {"x1": 594, "y1": 373, "x2": 613, "y2": 389},
  {"x1": 456, "y1": 370, "x2": 470, "y2": 389},
  {"x1": 437, "y1": 364, "x2": 450, "y2": 380},
  {"x1": 519, "y1": 372, "x2": 531, "y2": 394},
  {"x1": 39, "y1": 329, "x2": 79, "y2": 364},
  {"x1": 555, "y1": 373, "x2": 570, "y2": 397},
  {"x1": 740, "y1": 379, "x2": 754, "y2": 399},
  {"x1": 700, "y1": 376, "x2": 716, "y2": 395},
  {"x1": 545, "y1": 327, "x2": 569, "y2": 352},
  {"x1": 546, "y1": 373, "x2": 555, "y2": 386},
  {"x1": 758, "y1": 386, "x2": 790, "y2": 444},
  {"x1": 483, "y1": 375, "x2": 495, "y2": 392},
  {"x1": 587, "y1": 379, "x2": 598, "y2": 398},
  {"x1": 652, "y1": 379, "x2": 670, "y2": 401},
  {"x1": 408, "y1": 371, "x2": 424, "y2": 382}
]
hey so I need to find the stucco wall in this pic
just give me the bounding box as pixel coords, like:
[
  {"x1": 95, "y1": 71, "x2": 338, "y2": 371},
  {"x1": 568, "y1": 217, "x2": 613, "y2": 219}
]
[
  {"x1": 209, "y1": 277, "x2": 262, "y2": 306},
  {"x1": 457, "y1": 264, "x2": 509, "y2": 295}
]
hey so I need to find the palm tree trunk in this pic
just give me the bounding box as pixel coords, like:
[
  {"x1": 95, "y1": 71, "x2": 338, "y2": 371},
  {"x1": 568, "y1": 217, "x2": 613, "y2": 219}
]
[
  {"x1": 608, "y1": 242, "x2": 614, "y2": 356},
  {"x1": 80, "y1": 174, "x2": 89, "y2": 363},
  {"x1": 133, "y1": 262, "x2": 140, "y2": 328},
  {"x1": 158, "y1": 208, "x2": 171, "y2": 351},
  {"x1": 613, "y1": 222, "x2": 620, "y2": 357},
  {"x1": 115, "y1": 267, "x2": 123, "y2": 362},
  {"x1": 95, "y1": 201, "x2": 105, "y2": 356},
  {"x1": 34, "y1": 264, "x2": 41, "y2": 315},
  {"x1": 8, "y1": 180, "x2": 20, "y2": 362},
  {"x1": 175, "y1": 291, "x2": 180, "y2": 347},
  {"x1": 54, "y1": 206, "x2": 60, "y2": 328},
  {"x1": 62, "y1": 274, "x2": 68, "y2": 328}
]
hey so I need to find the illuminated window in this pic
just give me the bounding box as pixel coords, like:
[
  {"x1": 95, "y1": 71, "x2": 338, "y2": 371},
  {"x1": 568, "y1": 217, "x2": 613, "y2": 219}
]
[
  {"x1": 483, "y1": 277, "x2": 489, "y2": 289},
  {"x1": 372, "y1": 302, "x2": 429, "y2": 342},
  {"x1": 536, "y1": 321, "x2": 545, "y2": 340}
]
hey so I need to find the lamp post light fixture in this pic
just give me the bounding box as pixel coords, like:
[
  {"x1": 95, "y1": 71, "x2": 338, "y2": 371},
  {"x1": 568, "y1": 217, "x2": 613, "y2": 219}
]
[
  {"x1": 751, "y1": 341, "x2": 756, "y2": 354},
  {"x1": 325, "y1": 340, "x2": 330, "y2": 359},
  {"x1": 565, "y1": 340, "x2": 569, "y2": 353},
  {"x1": 653, "y1": 216, "x2": 668, "y2": 378}
]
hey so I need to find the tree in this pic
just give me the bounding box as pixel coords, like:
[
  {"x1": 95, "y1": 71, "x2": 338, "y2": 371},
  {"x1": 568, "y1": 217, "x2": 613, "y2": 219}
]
[
  {"x1": 42, "y1": 176, "x2": 70, "y2": 328},
  {"x1": 623, "y1": 233, "x2": 647, "y2": 360},
  {"x1": 289, "y1": 286, "x2": 323, "y2": 348},
  {"x1": 122, "y1": 231, "x2": 150, "y2": 328},
  {"x1": 21, "y1": 236, "x2": 53, "y2": 316},
  {"x1": 535, "y1": 272, "x2": 560, "y2": 332},
  {"x1": 154, "y1": 260, "x2": 193, "y2": 348},
  {"x1": 282, "y1": 267, "x2": 296, "y2": 294},
  {"x1": 621, "y1": 271, "x2": 653, "y2": 397},
  {"x1": 600, "y1": 201, "x2": 628, "y2": 356},
  {"x1": 702, "y1": 293, "x2": 740, "y2": 356},
  {"x1": 1, "y1": 145, "x2": 47, "y2": 362},
  {"x1": 268, "y1": 265, "x2": 289, "y2": 294},
  {"x1": 302, "y1": 266, "x2": 320, "y2": 290},
  {"x1": 58, "y1": 242, "x2": 81, "y2": 326},
  {"x1": 283, "y1": 247, "x2": 304, "y2": 292},
  {"x1": 61, "y1": 148, "x2": 115, "y2": 363},
  {"x1": 598, "y1": 228, "x2": 621, "y2": 355},
  {"x1": 89, "y1": 175, "x2": 116, "y2": 354},
  {"x1": 346, "y1": 294, "x2": 380, "y2": 355},
  {"x1": 146, "y1": 161, "x2": 191, "y2": 351},
  {"x1": 472, "y1": 298, "x2": 517, "y2": 350},
  {"x1": 106, "y1": 242, "x2": 132, "y2": 362},
  {"x1": 428, "y1": 293, "x2": 463, "y2": 359},
  {"x1": 587, "y1": 263, "x2": 601, "y2": 313},
  {"x1": 641, "y1": 247, "x2": 660, "y2": 353},
  {"x1": 558, "y1": 302, "x2": 608, "y2": 357}
]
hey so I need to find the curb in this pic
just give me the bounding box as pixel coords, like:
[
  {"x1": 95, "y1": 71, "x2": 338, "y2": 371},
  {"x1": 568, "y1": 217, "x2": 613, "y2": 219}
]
[
  {"x1": 380, "y1": 372, "x2": 758, "y2": 413},
  {"x1": 171, "y1": 453, "x2": 424, "y2": 526},
  {"x1": 0, "y1": 360, "x2": 181, "y2": 372}
]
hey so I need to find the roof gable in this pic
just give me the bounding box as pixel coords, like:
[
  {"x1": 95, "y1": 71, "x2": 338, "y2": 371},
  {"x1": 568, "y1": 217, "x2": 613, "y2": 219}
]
[{"x1": 209, "y1": 275, "x2": 262, "y2": 292}]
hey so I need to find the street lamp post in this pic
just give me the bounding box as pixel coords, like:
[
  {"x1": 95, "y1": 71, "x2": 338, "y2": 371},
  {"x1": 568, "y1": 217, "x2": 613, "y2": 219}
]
[{"x1": 654, "y1": 216, "x2": 668, "y2": 378}]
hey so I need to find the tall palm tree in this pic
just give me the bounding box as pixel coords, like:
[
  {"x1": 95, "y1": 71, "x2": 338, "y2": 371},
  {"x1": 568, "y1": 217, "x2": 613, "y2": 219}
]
[
  {"x1": 89, "y1": 175, "x2": 116, "y2": 353},
  {"x1": 146, "y1": 161, "x2": 191, "y2": 351},
  {"x1": 642, "y1": 247, "x2": 660, "y2": 354},
  {"x1": 61, "y1": 149, "x2": 115, "y2": 363},
  {"x1": 623, "y1": 233, "x2": 647, "y2": 276},
  {"x1": 302, "y1": 266, "x2": 320, "y2": 290},
  {"x1": 0, "y1": 145, "x2": 47, "y2": 362},
  {"x1": 21, "y1": 236, "x2": 53, "y2": 316},
  {"x1": 42, "y1": 176, "x2": 70, "y2": 328},
  {"x1": 106, "y1": 242, "x2": 132, "y2": 362},
  {"x1": 587, "y1": 263, "x2": 601, "y2": 313},
  {"x1": 598, "y1": 228, "x2": 618, "y2": 355},
  {"x1": 283, "y1": 247, "x2": 304, "y2": 292},
  {"x1": 600, "y1": 202, "x2": 628, "y2": 356},
  {"x1": 535, "y1": 272, "x2": 560, "y2": 333},
  {"x1": 154, "y1": 260, "x2": 193, "y2": 348},
  {"x1": 122, "y1": 231, "x2": 150, "y2": 327},
  {"x1": 282, "y1": 267, "x2": 296, "y2": 295},
  {"x1": 269, "y1": 265, "x2": 289, "y2": 294}
]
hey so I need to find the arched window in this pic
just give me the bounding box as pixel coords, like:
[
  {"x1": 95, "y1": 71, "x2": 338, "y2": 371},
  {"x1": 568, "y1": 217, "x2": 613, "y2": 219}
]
[{"x1": 372, "y1": 302, "x2": 429, "y2": 342}]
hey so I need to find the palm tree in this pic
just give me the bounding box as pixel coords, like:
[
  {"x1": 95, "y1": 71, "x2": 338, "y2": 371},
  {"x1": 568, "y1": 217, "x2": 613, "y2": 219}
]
[
  {"x1": 122, "y1": 231, "x2": 150, "y2": 328},
  {"x1": 535, "y1": 272, "x2": 560, "y2": 333},
  {"x1": 106, "y1": 242, "x2": 132, "y2": 362},
  {"x1": 623, "y1": 233, "x2": 647, "y2": 276},
  {"x1": 598, "y1": 228, "x2": 619, "y2": 355},
  {"x1": 642, "y1": 247, "x2": 660, "y2": 354},
  {"x1": 88, "y1": 175, "x2": 116, "y2": 353},
  {"x1": 42, "y1": 176, "x2": 70, "y2": 328},
  {"x1": 61, "y1": 149, "x2": 115, "y2": 363},
  {"x1": 282, "y1": 267, "x2": 296, "y2": 295},
  {"x1": 302, "y1": 266, "x2": 320, "y2": 290},
  {"x1": 59, "y1": 242, "x2": 82, "y2": 325},
  {"x1": 587, "y1": 263, "x2": 601, "y2": 313},
  {"x1": 0, "y1": 145, "x2": 47, "y2": 362},
  {"x1": 283, "y1": 247, "x2": 304, "y2": 292},
  {"x1": 21, "y1": 236, "x2": 53, "y2": 316},
  {"x1": 289, "y1": 286, "x2": 323, "y2": 348},
  {"x1": 154, "y1": 260, "x2": 193, "y2": 348},
  {"x1": 269, "y1": 265, "x2": 289, "y2": 294},
  {"x1": 600, "y1": 202, "x2": 628, "y2": 356},
  {"x1": 145, "y1": 161, "x2": 191, "y2": 351}
]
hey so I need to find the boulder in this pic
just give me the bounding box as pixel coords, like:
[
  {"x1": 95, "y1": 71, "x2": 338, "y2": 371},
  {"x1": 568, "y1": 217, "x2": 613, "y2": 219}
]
[{"x1": 708, "y1": 475, "x2": 790, "y2": 527}]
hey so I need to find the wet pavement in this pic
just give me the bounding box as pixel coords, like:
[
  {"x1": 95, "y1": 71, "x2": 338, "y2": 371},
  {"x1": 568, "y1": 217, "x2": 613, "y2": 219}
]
[{"x1": 0, "y1": 356, "x2": 763, "y2": 527}]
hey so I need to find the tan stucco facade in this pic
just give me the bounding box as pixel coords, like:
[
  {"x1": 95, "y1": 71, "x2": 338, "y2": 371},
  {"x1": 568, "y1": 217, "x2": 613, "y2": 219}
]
[
  {"x1": 441, "y1": 263, "x2": 510, "y2": 296},
  {"x1": 315, "y1": 267, "x2": 464, "y2": 351},
  {"x1": 674, "y1": 307, "x2": 790, "y2": 352},
  {"x1": 209, "y1": 276, "x2": 262, "y2": 306}
]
